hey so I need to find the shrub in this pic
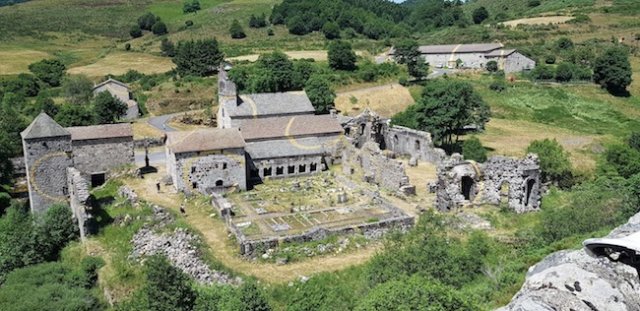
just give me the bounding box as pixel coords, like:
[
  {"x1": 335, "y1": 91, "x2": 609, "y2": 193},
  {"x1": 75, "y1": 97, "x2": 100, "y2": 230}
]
[
  {"x1": 462, "y1": 136, "x2": 487, "y2": 162},
  {"x1": 528, "y1": 0, "x2": 541, "y2": 7},
  {"x1": 93, "y1": 91, "x2": 127, "y2": 124},
  {"x1": 526, "y1": 139, "x2": 573, "y2": 187},
  {"x1": 152, "y1": 21, "x2": 168, "y2": 35},
  {"x1": 573, "y1": 66, "x2": 592, "y2": 81},
  {"x1": 603, "y1": 144, "x2": 640, "y2": 178},
  {"x1": 229, "y1": 19, "x2": 246, "y2": 39},
  {"x1": 130, "y1": 25, "x2": 143, "y2": 38},
  {"x1": 28, "y1": 59, "x2": 66, "y2": 87},
  {"x1": 287, "y1": 16, "x2": 308, "y2": 35},
  {"x1": 489, "y1": 80, "x2": 506, "y2": 92},
  {"x1": 486, "y1": 60, "x2": 498, "y2": 72},
  {"x1": 398, "y1": 76, "x2": 409, "y2": 86},
  {"x1": 160, "y1": 39, "x2": 175, "y2": 57},
  {"x1": 555, "y1": 37, "x2": 574, "y2": 50},
  {"x1": 143, "y1": 255, "x2": 196, "y2": 311},
  {"x1": 249, "y1": 13, "x2": 267, "y2": 28},
  {"x1": 137, "y1": 12, "x2": 157, "y2": 31},
  {"x1": 593, "y1": 47, "x2": 632, "y2": 94},
  {"x1": 267, "y1": 28, "x2": 274, "y2": 36},
  {"x1": 531, "y1": 64, "x2": 554, "y2": 80},
  {"x1": 472, "y1": 6, "x2": 489, "y2": 24},
  {"x1": 124, "y1": 43, "x2": 131, "y2": 51},
  {"x1": 185, "y1": 20, "x2": 194, "y2": 27},
  {"x1": 555, "y1": 62, "x2": 574, "y2": 82},
  {"x1": 629, "y1": 131, "x2": 640, "y2": 151},
  {"x1": 61, "y1": 74, "x2": 93, "y2": 104},
  {"x1": 172, "y1": 39, "x2": 224, "y2": 77},
  {"x1": 183, "y1": 0, "x2": 200, "y2": 14},
  {"x1": 544, "y1": 55, "x2": 556, "y2": 64}
]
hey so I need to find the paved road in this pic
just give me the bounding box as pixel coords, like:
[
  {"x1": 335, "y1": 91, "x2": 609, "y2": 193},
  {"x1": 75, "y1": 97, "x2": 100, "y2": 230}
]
[
  {"x1": 148, "y1": 113, "x2": 181, "y2": 132},
  {"x1": 427, "y1": 68, "x2": 457, "y2": 79},
  {"x1": 135, "y1": 150, "x2": 166, "y2": 166}
]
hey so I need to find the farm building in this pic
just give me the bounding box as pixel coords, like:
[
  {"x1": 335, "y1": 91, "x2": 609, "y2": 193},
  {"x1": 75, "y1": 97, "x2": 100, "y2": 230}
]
[{"x1": 389, "y1": 43, "x2": 535, "y2": 73}]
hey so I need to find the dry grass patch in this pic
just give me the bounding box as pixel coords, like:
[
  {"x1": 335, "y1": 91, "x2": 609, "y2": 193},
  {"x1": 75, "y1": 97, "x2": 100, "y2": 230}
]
[
  {"x1": 68, "y1": 52, "x2": 174, "y2": 77},
  {"x1": 501, "y1": 16, "x2": 574, "y2": 27},
  {"x1": 0, "y1": 49, "x2": 49, "y2": 75},
  {"x1": 227, "y1": 50, "x2": 366, "y2": 62},
  {"x1": 478, "y1": 118, "x2": 608, "y2": 173},
  {"x1": 335, "y1": 83, "x2": 415, "y2": 118},
  {"x1": 132, "y1": 120, "x2": 164, "y2": 140}
]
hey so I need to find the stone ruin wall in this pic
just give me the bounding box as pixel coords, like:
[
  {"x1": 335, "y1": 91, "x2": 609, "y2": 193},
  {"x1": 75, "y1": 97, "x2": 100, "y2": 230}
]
[
  {"x1": 342, "y1": 141, "x2": 415, "y2": 195},
  {"x1": 67, "y1": 167, "x2": 92, "y2": 240},
  {"x1": 434, "y1": 154, "x2": 541, "y2": 213},
  {"x1": 173, "y1": 150, "x2": 247, "y2": 194},
  {"x1": 385, "y1": 125, "x2": 447, "y2": 164}
]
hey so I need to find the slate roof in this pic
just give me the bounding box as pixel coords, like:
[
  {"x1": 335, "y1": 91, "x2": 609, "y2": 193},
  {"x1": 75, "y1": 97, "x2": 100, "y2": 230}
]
[
  {"x1": 245, "y1": 137, "x2": 325, "y2": 160},
  {"x1": 21, "y1": 112, "x2": 70, "y2": 139},
  {"x1": 240, "y1": 115, "x2": 344, "y2": 141},
  {"x1": 224, "y1": 91, "x2": 315, "y2": 118},
  {"x1": 166, "y1": 128, "x2": 245, "y2": 154},
  {"x1": 485, "y1": 49, "x2": 517, "y2": 57},
  {"x1": 66, "y1": 123, "x2": 133, "y2": 141},
  {"x1": 390, "y1": 43, "x2": 503, "y2": 55},
  {"x1": 93, "y1": 78, "x2": 130, "y2": 92}
]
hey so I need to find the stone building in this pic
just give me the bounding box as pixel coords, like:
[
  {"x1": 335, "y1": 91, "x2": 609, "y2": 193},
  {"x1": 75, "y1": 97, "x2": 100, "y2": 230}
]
[
  {"x1": 93, "y1": 78, "x2": 139, "y2": 120},
  {"x1": 166, "y1": 128, "x2": 247, "y2": 193},
  {"x1": 241, "y1": 114, "x2": 344, "y2": 182},
  {"x1": 67, "y1": 123, "x2": 134, "y2": 186},
  {"x1": 389, "y1": 43, "x2": 536, "y2": 73},
  {"x1": 21, "y1": 112, "x2": 135, "y2": 214},
  {"x1": 434, "y1": 154, "x2": 541, "y2": 213}
]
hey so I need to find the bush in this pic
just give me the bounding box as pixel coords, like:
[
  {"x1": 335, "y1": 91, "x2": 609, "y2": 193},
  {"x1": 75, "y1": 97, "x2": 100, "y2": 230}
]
[
  {"x1": 544, "y1": 55, "x2": 556, "y2": 64},
  {"x1": 130, "y1": 25, "x2": 142, "y2": 38},
  {"x1": 249, "y1": 13, "x2": 267, "y2": 28},
  {"x1": 555, "y1": 37, "x2": 574, "y2": 50},
  {"x1": 305, "y1": 75, "x2": 335, "y2": 114},
  {"x1": 486, "y1": 60, "x2": 498, "y2": 72},
  {"x1": 629, "y1": 132, "x2": 640, "y2": 151},
  {"x1": 229, "y1": 19, "x2": 246, "y2": 39},
  {"x1": 161, "y1": 39, "x2": 175, "y2": 57},
  {"x1": 472, "y1": 6, "x2": 489, "y2": 24},
  {"x1": 172, "y1": 39, "x2": 224, "y2": 77},
  {"x1": 185, "y1": 20, "x2": 194, "y2": 27},
  {"x1": 93, "y1": 91, "x2": 127, "y2": 124},
  {"x1": 528, "y1": 0, "x2": 540, "y2": 7},
  {"x1": 287, "y1": 16, "x2": 308, "y2": 35},
  {"x1": 531, "y1": 64, "x2": 554, "y2": 80},
  {"x1": 398, "y1": 76, "x2": 409, "y2": 86},
  {"x1": 603, "y1": 144, "x2": 640, "y2": 178},
  {"x1": 573, "y1": 66, "x2": 592, "y2": 81},
  {"x1": 124, "y1": 43, "x2": 131, "y2": 51},
  {"x1": 593, "y1": 47, "x2": 632, "y2": 94},
  {"x1": 61, "y1": 75, "x2": 93, "y2": 104},
  {"x1": 267, "y1": 28, "x2": 274, "y2": 36},
  {"x1": 489, "y1": 80, "x2": 506, "y2": 92},
  {"x1": 182, "y1": 0, "x2": 200, "y2": 14},
  {"x1": 152, "y1": 21, "x2": 168, "y2": 35},
  {"x1": 143, "y1": 255, "x2": 196, "y2": 311},
  {"x1": 555, "y1": 62, "x2": 574, "y2": 82},
  {"x1": 462, "y1": 136, "x2": 487, "y2": 162},
  {"x1": 526, "y1": 139, "x2": 573, "y2": 187},
  {"x1": 137, "y1": 12, "x2": 157, "y2": 31}
]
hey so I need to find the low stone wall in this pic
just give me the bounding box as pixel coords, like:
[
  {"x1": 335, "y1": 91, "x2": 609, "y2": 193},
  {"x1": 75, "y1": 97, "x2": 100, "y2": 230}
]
[
  {"x1": 134, "y1": 137, "x2": 165, "y2": 149},
  {"x1": 10, "y1": 157, "x2": 25, "y2": 177}
]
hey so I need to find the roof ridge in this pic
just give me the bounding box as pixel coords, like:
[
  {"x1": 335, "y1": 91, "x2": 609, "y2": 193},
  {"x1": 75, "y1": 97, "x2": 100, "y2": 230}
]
[{"x1": 21, "y1": 112, "x2": 70, "y2": 140}]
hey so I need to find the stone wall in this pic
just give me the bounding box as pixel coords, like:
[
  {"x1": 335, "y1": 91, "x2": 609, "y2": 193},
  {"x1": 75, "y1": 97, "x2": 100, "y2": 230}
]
[
  {"x1": 342, "y1": 142, "x2": 415, "y2": 195},
  {"x1": 67, "y1": 167, "x2": 92, "y2": 240},
  {"x1": 248, "y1": 155, "x2": 323, "y2": 182},
  {"x1": 434, "y1": 154, "x2": 541, "y2": 213},
  {"x1": 385, "y1": 125, "x2": 446, "y2": 164},
  {"x1": 171, "y1": 149, "x2": 247, "y2": 193},
  {"x1": 72, "y1": 137, "x2": 135, "y2": 177},
  {"x1": 501, "y1": 52, "x2": 536, "y2": 73},
  {"x1": 23, "y1": 136, "x2": 73, "y2": 213}
]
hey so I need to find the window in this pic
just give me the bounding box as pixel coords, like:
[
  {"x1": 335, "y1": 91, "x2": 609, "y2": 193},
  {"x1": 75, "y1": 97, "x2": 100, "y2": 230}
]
[
  {"x1": 91, "y1": 173, "x2": 106, "y2": 188},
  {"x1": 310, "y1": 163, "x2": 317, "y2": 172},
  {"x1": 192, "y1": 182, "x2": 198, "y2": 189},
  {"x1": 223, "y1": 163, "x2": 227, "y2": 170},
  {"x1": 288, "y1": 166, "x2": 295, "y2": 174},
  {"x1": 191, "y1": 166, "x2": 196, "y2": 174},
  {"x1": 264, "y1": 167, "x2": 272, "y2": 177},
  {"x1": 216, "y1": 180, "x2": 223, "y2": 187},
  {"x1": 415, "y1": 140, "x2": 421, "y2": 151},
  {"x1": 299, "y1": 164, "x2": 306, "y2": 173},
  {"x1": 276, "y1": 167, "x2": 284, "y2": 175}
]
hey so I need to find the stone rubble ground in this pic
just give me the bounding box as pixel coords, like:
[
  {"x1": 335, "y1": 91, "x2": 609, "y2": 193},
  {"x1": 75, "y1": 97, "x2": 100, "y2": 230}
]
[{"x1": 129, "y1": 205, "x2": 241, "y2": 286}]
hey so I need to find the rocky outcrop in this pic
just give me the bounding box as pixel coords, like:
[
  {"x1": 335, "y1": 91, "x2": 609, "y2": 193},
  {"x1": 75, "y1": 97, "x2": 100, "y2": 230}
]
[
  {"x1": 118, "y1": 185, "x2": 138, "y2": 204},
  {"x1": 498, "y1": 213, "x2": 640, "y2": 311}
]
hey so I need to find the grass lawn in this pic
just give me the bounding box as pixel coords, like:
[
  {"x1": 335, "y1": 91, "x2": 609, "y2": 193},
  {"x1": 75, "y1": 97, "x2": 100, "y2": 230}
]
[{"x1": 67, "y1": 51, "x2": 175, "y2": 78}]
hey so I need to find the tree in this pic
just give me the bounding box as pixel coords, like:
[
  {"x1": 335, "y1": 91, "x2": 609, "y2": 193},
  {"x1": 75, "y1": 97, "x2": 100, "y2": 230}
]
[
  {"x1": 555, "y1": 37, "x2": 574, "y2": 50},
  {"x1": 160, "y1": 39, "x2": 176, "y2": 57},
  {"x1": 322, "y1": 21, "x2": 340, "y2": 40},
  {"x1": 255, "y1": 51, "x2": 295, "y2": 92},
  {"x1": 137, "y1": 12, "x2": 158, "y2": 31},
  {"x1": 472, "y1": 6, "x2": 489, "y2": 24},
  {"x1": 393, "y1": 39, "x2": 419, "y2": 65},
  {"x1": 593, "y1": 47, "x2": 633, "y2": 94},
  {"x1": 152, "y1": 21, "x2": 168, "y2": 35},
  {"x1": 328, "y1": 41, "x2": 357, "y2": 71},
  {"x1": 35, "y1": 204, "x2": 78, "y2": 261},
  {"x1": 2, "y1": 73, "x2": 40, "y2": 97},
  {"x1": 526, "y1": 139, "x2": 573, "y2": 187},
  {"x1": 356, "y1": 275, "x2": 477, "y2": 311},
  {"x1": 305, "y1": 75, "x2": 335, "y2": 114},
  {"x1": 407, "y1": 56, "x2": 428, "y2": 80},
  {"x1": 172, "y1": 39, "x2": 224, "y2": 77},
  {"x1": 62, "y1": 75, "x2": 94, "y2": 105},
  {"x1": 130, "y1": 25, "x2": 143, "y2": 38},
  {"x1": 531, "y1": 64, "x2": 554, "y2": 80},
  {"x1": 28, "y1": 59, "x2": 66, "y2": 87},
  {"x1": 486, "y1": 60, "x2": 498, "y2": 72},
  {"x1": 30, "y1": 91, "x2": 59, "y2": 117},
  {"x1": 93, "y1": 92, "x2": 127, "y2": 124},
  {"x1": 230, "y1": 19, "x2": 246, "y2": 39},
  {"x1": 287, "y1": 16, "x2": 308, "y2": 35},
  {"x1": 143, "y1": 255, "x2": 196, "y2": 311},
  {"x1": 0, "y1": 204, "x2": 40, "y2": 280},
  {"x1": 249, "y1": 13, "x2": 267, "y2": 28},
  {"x1": 545, "y1": 54, "x2": 556, "y2": 64},
  {"x1": 528, "y1": 0, "x2": 541, "y2": 7},
  {"x1": 55, "y1": 103, "x2": 96, "y2": 127},
  {"x1": 462, "y1": 136, "x2": 487, "y2": 162},
  {"x1": 183, "y1": 0, "x2": 200, "y2": 14},
  {"x1": 555, "y1": 62, "x2": 574, "y2": 82},
  {"x1": 412, "y1": 80, "x2": 490, "y2": 148}
]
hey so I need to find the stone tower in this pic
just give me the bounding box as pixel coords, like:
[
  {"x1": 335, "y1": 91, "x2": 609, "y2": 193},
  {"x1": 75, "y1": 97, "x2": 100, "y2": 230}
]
[
  {"x1": 21, "y1": 112, "x2": 73, "y2": 213},
  {"x1": 217, "y1": 64, "x2": 238, "y2": 129}
]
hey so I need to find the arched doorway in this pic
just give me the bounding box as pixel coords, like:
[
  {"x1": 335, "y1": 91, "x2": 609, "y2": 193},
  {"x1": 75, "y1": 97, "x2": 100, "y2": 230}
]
[
  {"x1": 215, "y1": 180, "x2": 223, "y2": 187},
  {"x1": 461, "y1": 176, "x2": 475, "y2": 201}
]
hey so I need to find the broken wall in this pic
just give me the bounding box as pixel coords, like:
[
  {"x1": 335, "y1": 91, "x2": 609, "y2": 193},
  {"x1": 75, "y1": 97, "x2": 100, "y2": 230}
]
[
  {"x1": 67, "y1": 167, "x2": 92, "y2": 240},
  {"x1": 171, "y1": 149, "x2": 247, "y2": 193}
]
